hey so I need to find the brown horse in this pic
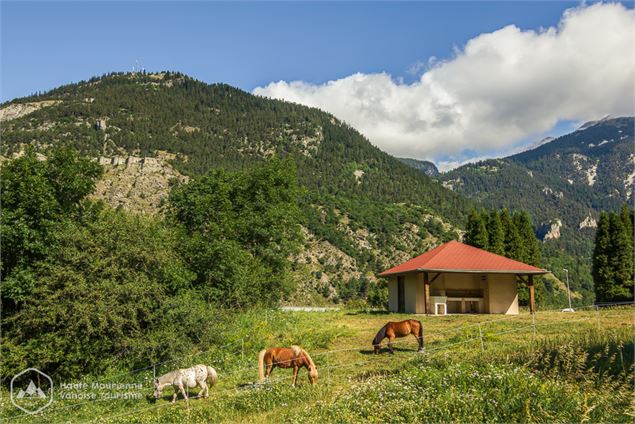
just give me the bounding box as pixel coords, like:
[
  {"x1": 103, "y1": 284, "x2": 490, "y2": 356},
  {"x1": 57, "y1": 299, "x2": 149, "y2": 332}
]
[
  {"x1": 258, "y1": 345, "x2": 318, "y2": 386},
  {"x1": 372, "y1": 319, "x2": 424, "y2": 354}
]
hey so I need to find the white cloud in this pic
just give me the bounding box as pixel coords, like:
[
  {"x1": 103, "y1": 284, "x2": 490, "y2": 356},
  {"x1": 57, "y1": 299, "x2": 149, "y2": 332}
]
[{"x1": 254, "y1": 3, "x2": 635, "y2": 166}]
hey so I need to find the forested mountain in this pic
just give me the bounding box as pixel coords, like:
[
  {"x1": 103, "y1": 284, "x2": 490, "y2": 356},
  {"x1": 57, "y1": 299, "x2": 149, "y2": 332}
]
[
  {"x1": 0, "y1": 71, "x2": 468, "y2": 303},
  {"x1": 439, "y1": 117, "x2": 634, "y2": 303}
]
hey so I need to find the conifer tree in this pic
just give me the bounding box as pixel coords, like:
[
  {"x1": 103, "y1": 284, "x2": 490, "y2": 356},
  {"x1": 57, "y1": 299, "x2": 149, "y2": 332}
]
[
  {"x1": 592, "y1": 212, "x2": 613, "y2": 303},
  {"x1": 608, "y1": 212, "x2": 633, "y2": 301},
  {"x1": 501, "y1": 209, "x2": 521, "y2": 260},
  {"x1": 620, "y1": 204, "x2": 633, "y2": 249},
  {"x1": 513, "y1": 210, "x2": 541, "y2": 266},
  {"x1": 465, "y1": 209, "x2": 489, "y2": 249},
  {"x1": 487, "y1": 210, "x2": 505, "y2": 255}
]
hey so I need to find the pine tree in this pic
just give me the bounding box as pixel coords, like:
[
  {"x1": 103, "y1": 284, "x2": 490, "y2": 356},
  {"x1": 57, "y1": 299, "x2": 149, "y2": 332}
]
[
  {"x1": 513, "y1": 210, "x2": 541, "y2": 266},
  {"x1": 465, "y1": 209, "x2": 489, "y2": 249},
  {"x1": 592, "y1": 212, "x2": 613, "y2": 303},
  {"x1": 620, "y1": 204, "x2": 634, "y2": 299},
  {"x1": 620, "y1": 204, "x2": 633, "y2": 249},
  {"x1": 501, "y1": 209, "x2": 521, "y2": 260},
  {"x1": 487, "y1": 210, "x2": 505, "y2": 255},
  {"x1": 608, "y1": 212, "x2": 633, "y2": 302}
]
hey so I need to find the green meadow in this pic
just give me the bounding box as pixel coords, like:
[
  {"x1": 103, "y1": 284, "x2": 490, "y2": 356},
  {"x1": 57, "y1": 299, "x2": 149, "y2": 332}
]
[{"x1": 1, "y1": 306, "x2": 632, "y2": 423}]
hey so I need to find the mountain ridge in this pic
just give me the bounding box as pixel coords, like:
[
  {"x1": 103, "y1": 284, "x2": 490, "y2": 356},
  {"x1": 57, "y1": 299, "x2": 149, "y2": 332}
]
[
  {"x1": 0, "y1": 71, "x2": 470, "y2": 303},
  {"x1": 438, "y1": 116, "x2": 634, "y2": 302}
]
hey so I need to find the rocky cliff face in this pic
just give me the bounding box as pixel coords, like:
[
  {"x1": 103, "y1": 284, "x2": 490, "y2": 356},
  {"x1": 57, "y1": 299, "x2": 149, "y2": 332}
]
[
  {"x1": 91, "y1": 153, "x2": 188, "y2": 213},
  {"x1": 0, "y1": 100, "x2": 61, "y2": 121},
  {"x1": 397, "y1": 157, "x2": 440, "y2": 177}
]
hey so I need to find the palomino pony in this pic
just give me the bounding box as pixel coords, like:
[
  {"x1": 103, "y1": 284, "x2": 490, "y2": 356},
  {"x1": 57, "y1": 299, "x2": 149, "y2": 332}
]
[
  {"x1": 372, "y1": 319, "x2": 424, "y2": 354},
  {"x1": 153, "y1": 364, "x2": 217, "y2": 402},
  {"x1": 258, "y1": 345, "x2": 318, "y2": 386}
]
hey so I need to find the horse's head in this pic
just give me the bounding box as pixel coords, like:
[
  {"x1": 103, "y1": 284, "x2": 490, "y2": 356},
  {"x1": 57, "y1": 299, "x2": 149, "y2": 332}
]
[
  {"x1": 373, "y1": 343, "x2": 381, "y2": 354},
  {"x1": 153, "y1": 379, "x2": 162, "y2": 399},
  {"x1": 308, "y1": 367, "x2": 318, "y2": 385},
  {"x1": 372, "y1": 324, "x2": 387, "y2": 354}
]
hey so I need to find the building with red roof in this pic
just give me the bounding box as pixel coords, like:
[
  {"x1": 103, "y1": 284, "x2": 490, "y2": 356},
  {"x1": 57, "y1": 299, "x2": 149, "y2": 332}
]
[{"x1": 379, "y1": 240, "x2": 548, "y2": 315}]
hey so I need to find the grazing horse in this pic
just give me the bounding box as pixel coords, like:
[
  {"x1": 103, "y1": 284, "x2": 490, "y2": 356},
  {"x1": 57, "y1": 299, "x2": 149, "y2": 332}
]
[
  {"x1": 373, "y1": 319, "x2": 424, "y2": 354},
  {"x1": 258, "y1": 345, "x2": 318, "y2": 386},
  {"x1": 153, "y1": 364, "x2": 217, "y2": 402}
]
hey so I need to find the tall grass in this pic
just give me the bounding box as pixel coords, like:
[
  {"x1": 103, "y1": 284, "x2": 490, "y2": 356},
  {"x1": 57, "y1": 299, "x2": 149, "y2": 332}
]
[
  {"x1": 288, "y1": 327, "x2": 634, "y2": 423},
  {"x1": 517, "y1": 327, "x2": 634, "y2": 382}
]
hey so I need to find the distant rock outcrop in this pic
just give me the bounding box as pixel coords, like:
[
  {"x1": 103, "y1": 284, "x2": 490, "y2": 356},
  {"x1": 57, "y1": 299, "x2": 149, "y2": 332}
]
[
  {"x1": 397, "y1": 157, "x2": 439, "y2": 177},
  {"x1": 539, "y1": 219, "x2": 562, "y2": 241},
  {"x1": 579, "y1": 216, "x2": 597, "y2": 230}
]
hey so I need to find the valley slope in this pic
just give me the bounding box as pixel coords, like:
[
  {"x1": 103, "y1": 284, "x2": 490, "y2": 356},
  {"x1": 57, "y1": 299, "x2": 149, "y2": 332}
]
[
  {"x1": 438, "y1": 117, "x2": 634, "y2": 302},
  {"x1": 0, "y1": 71, "x2": 469, "y2": 304}
]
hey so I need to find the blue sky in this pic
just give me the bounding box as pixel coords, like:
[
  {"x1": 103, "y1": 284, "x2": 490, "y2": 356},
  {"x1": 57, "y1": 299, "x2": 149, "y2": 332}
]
[
  {"x1": 2, "y1": 1, "x2": 579, "y2": 100},
  {"x1": 2, "y1": 1, "x2": 633, "y2": 168}
]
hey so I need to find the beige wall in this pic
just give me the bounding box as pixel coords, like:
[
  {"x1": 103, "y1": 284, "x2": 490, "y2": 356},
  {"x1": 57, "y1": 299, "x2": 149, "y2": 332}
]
[
  {"x1": 403, "y1": 273, "x2": 420, "y2": 314},
  {"x1": 386, "y1": 273, "x2": 423, "y2": 313},
  {"x1": 387, "y1": 276, "x2": 398, "y2": 312},
  {"x1": 488, "y1": 274, "x2": 519, "y2": 314}
]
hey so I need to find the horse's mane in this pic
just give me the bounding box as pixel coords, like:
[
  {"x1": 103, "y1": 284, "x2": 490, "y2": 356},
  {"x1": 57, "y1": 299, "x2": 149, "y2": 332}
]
[
  {"x1": 156, "y1": 370, "x2": 179, "y2": 384},
  {"x1": 291, "y1": 345, "x2": 317, "y2": 376},
  {"x1": 372, "y1": 324, "x2": 388, "y2": 345}
]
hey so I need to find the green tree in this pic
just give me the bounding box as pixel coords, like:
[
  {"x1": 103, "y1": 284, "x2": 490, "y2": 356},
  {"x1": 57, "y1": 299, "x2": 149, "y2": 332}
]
[
  {"x1": 1, "y1": 209, "x2": 196, "y2": 379},
  {"x1": 608, "y1": 212, "x2": 633, "y2": 302},
  {"x1": 168, "y1": 157, "x2": 302, "y2": 307},
  {"x1": 487, "y1": 210, "x2": 505, "y2": 255},
  {"x1": 501, "y1": 209, "x2": 521, "y2": 260},
  {"x1": 592, "y1": 212, "x2": 613, "y2": 303},
  {"x1": 513, "y1": 210, "x2": 541, "y2": 266},
  {"x1": 0, "y1": 147, "x2": 102, "y2": 310},
  {"x1": 465, "y1": 209, "x2": 489, "y2": 249}
]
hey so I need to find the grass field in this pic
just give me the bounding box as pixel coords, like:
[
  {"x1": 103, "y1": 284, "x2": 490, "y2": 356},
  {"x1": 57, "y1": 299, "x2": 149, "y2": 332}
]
[{"x1": 1, "y1": 306, "x2": 633, "y2": 423}]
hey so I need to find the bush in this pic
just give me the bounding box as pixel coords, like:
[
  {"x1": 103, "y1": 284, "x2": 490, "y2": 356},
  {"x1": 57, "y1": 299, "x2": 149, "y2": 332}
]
[{"x1": 1, "y1": 209, "x2": 196, "y2": 380}]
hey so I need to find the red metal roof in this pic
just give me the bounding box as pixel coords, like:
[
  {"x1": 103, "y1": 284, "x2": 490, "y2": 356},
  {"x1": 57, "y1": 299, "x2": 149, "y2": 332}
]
[{"x1": 379, "y1": 240, "x2": 547, "y2": 276}]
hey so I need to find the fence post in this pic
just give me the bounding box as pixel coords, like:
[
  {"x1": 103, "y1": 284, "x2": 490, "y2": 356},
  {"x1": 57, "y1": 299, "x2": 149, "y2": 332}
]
[
  {"x1": 478, "y1": 323, "x2": 485, "y2": 352},
  {"x1": 531, "y1": 312, "x2": 536, "y2": 350},
  {"x1": 326, "y1": 353, "x2": 331, "y2": 385}
]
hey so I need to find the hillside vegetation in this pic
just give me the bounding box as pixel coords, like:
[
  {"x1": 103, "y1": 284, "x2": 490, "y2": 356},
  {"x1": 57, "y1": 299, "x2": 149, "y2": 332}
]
[{"x1": 0, "y1": 71, "x2": 468, "y2": 302}]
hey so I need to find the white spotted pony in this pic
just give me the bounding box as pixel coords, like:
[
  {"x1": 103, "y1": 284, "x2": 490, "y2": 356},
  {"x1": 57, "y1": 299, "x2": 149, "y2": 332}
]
[{"x1": 153, "y1": 364, "x2": 217, "y2": 402}]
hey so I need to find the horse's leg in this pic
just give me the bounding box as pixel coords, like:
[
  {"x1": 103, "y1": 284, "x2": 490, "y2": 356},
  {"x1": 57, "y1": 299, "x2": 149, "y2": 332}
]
[
  {"x1": 388, "y1": 335, "x2": 396, "y2": 354},
  {"x1": 265, "y1": 363, "x2": 273, "y2": 380},
  {"x1": 292, "y1": 365, "x2": 299, "y2": 386},
  {"x1": 415, "y1": 330, "x2": 423, "y2": 352},
  {"x1": 171, "y1": 386, "x2": 178, "y2": 403},
  {"x1": 179, "y1": 383, "x2": 188, "y2": 402},
  {"x1": 197, "y1": 381, "x2": 208, "y2": 398}
]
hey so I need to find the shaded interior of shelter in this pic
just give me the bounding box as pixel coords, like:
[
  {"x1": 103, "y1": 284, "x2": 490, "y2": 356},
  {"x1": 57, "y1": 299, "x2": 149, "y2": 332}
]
[{"x1": 388, "y1": 272, "x2": 531, "y2": 315}]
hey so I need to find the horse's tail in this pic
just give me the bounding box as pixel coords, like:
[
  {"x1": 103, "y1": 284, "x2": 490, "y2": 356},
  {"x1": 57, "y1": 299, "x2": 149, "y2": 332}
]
[
  {"x1": 206, "y1": 366, "x2": 218, "y2": 386},
  {"x1": 417, "y1": 320, "x2": 424, "y2": 350},
  {"x1": 258, "y1": 349, "x2": 267, "y2": 381}
]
